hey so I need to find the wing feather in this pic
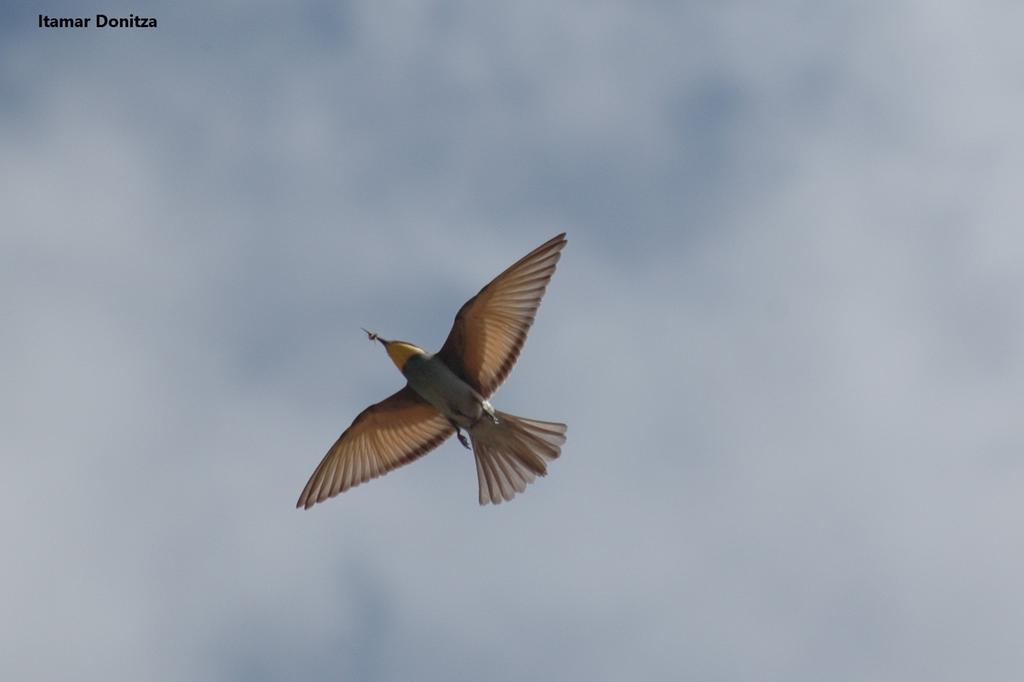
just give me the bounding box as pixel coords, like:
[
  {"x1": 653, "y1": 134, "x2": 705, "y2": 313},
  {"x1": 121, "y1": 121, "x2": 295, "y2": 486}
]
[
  {"x1": 296, "y1": 385, "x2": 454, "y2": 509},
  {"x1": 437, "y1": 233, "x2": 567, "y2": 397}
]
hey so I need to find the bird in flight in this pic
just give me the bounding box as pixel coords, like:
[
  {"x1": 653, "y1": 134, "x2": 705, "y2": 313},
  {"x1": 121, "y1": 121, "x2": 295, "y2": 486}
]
[{"x1": 297, "y1": 233, "x2": 568, "y2": 508}]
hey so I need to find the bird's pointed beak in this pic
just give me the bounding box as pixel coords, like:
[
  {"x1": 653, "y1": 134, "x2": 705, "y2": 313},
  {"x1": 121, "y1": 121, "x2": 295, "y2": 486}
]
[{"x1": 361, "y1": 328, "x2": 388, "y2": 346}]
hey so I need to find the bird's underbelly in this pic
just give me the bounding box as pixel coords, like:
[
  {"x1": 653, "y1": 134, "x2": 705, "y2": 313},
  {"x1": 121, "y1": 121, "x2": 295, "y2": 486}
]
[{"x1": 402, "y1": 354, "x2": 485, "y2": 427}]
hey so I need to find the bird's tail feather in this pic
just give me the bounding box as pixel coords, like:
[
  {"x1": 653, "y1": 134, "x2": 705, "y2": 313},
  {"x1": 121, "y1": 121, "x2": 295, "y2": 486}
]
[{"x1": 469, "y1": 411, "x2": 566, "y2": 505}]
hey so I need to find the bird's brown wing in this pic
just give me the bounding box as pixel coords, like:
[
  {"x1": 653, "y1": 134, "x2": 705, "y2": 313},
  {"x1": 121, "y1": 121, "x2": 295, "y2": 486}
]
[
  {"x1": 297, "y1": 385, "x2": 454, "y2": 509},
  {"x1": 436, "y1": 233, "x2": 567, "y2": 398}
]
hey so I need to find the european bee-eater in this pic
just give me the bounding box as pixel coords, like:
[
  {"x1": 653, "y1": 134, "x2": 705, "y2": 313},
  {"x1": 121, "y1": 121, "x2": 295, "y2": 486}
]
[{"x1": 297, "y1": 233, "x2": 568, "y2": 508}]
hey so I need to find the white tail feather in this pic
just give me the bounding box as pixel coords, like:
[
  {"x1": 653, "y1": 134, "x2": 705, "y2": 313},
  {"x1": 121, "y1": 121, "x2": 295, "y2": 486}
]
[{"x1": 469, "y1": 411, "x2": 567, "y2": 505}]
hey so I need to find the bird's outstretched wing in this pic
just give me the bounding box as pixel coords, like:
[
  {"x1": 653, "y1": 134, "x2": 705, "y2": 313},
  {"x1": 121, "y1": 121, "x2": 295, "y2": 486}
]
[
  {"x1": 297, "y1": 385, "x2": 454, "y2": 509},
  {"x1": 437, "y1": 233, "x2": 567, "y2": 398}
]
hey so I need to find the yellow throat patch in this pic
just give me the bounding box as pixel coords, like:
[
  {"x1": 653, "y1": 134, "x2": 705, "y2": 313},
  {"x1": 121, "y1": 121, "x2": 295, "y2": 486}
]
[{"x1": 385, "y1": 341, "x2": 425, "y2": 371}]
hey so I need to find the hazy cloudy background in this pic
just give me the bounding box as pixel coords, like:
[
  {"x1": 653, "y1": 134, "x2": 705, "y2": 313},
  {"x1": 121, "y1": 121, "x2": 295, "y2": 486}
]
[{"x1": 3, "y1": 2, "x2": 1023, "y2": 680}]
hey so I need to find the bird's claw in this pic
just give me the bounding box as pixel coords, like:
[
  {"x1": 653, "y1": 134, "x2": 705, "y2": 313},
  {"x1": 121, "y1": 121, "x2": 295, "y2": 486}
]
[{"x1": 457, "y1": 431, "x2": 470, "y2": 449}]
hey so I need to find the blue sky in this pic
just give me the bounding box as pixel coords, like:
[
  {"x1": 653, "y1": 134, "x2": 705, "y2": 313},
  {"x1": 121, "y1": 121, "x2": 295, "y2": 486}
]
[{"x1": 3, "y1": 2, "x2": 1024, "y2": 680}]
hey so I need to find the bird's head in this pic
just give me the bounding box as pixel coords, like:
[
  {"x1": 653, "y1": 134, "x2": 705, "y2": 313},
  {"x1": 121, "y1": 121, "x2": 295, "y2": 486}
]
[{"x1": 362, "y1": 329, "x2": 425, "y2": 371}]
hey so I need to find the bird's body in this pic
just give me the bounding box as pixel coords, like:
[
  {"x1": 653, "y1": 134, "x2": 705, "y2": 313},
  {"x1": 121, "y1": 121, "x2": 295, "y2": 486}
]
[
  {"x1": 297, "y1": 233, "x2": 568, "y2": 508},
  {"x1": 399, "y1": 350, "x2": 493, "y2": 430}
]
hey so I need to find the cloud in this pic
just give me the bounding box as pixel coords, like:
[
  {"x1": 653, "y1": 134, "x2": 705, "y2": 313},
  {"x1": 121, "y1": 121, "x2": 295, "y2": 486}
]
[{"x1": 3, "y1": 2, "x2": 1024, "y2": 680}]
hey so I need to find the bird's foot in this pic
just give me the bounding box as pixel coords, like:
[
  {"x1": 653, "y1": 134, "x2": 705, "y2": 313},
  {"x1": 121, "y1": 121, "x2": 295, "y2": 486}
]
[{"x1": 448, "y1": 418, "x2": 471, "y2": 449}]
